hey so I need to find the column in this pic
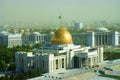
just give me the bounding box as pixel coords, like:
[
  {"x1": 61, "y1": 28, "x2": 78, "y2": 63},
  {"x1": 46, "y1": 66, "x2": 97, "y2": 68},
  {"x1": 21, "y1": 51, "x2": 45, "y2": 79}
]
[
  {"x1": 90, "y1": 57, "x2": 93, "y2": 67},
  {"x1": 80, "y1": 58, "x2": 82, "y2": 68}
]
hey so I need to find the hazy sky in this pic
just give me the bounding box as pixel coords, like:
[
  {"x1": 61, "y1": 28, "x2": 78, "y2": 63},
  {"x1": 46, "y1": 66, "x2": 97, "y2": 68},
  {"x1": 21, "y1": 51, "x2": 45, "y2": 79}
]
[{"x1": 0, "y1": 0, "x2": 120, "y2": 24}]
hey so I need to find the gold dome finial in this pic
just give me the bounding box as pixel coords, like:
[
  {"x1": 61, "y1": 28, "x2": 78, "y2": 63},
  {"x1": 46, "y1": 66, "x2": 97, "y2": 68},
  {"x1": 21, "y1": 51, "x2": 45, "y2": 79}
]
[
  {"x1": 51, "y1": 16, "x2": 73, "y2": 44},
  {"x1": 59, "y1": 15, "x2": 62, "y2": 26}
]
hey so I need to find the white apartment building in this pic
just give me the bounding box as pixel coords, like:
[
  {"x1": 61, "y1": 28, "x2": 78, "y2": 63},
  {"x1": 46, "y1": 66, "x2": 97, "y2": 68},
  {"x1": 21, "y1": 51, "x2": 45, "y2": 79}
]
[{"x1": 74, "y1": 21, "x2": 83, "y2": 29}]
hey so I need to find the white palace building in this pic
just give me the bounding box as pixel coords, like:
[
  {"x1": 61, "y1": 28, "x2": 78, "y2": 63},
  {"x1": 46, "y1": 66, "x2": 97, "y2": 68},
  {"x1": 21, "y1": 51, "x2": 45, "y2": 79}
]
[
  {"x1": 72, "y1": 27, "x2": 120, "y2": 46},
  {"x1": 15, "y1": 26, "x2": 104, "y2": 73}
]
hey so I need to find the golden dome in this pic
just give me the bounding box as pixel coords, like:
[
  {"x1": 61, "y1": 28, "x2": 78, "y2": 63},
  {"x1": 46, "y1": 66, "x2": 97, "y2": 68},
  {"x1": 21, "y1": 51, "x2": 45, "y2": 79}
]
[{"x1": 51, "y1": 27, "x2": 73, "y2": 44}]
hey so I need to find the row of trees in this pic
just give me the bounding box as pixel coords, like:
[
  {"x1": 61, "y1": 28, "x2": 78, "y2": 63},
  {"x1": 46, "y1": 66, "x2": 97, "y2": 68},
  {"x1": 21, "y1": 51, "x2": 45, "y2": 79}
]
[
  {"x1": 0, "y1": 68, "x2": 43, "y2": 80},
  {"x1": 104, "y1": 48, "x2": 120, "y2": 60},
  {"x1": 0, "y1": 60, "x2": 7, "y2": 71},
  {"x1": 0, "y1": 44, "x2": 43, "y2": 79},
  {"x1": 0, "y1": 44, "x2": 41, "y2": 71}
]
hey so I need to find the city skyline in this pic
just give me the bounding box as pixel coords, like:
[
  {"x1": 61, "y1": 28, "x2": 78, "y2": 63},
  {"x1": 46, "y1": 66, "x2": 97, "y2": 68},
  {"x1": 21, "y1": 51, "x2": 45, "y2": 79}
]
[{"x1": 0, "y1": 0, "x2": 120, "y2": 24}]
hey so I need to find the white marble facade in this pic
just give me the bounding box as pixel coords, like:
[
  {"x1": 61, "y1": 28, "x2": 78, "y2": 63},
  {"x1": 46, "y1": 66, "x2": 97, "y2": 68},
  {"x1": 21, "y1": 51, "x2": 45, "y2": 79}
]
[
  {"x1": 15, "y1": 44, "x2": 103, "y2": 73},
  {"x1": 15, "y1": 27, "x2": 104, "y2": 73}
]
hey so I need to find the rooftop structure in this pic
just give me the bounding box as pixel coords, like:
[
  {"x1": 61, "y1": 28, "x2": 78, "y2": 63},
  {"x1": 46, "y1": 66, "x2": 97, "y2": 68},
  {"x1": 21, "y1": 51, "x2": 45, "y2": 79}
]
[{"x1": 94, "y1": 27, "x2": 109, "y2": 32}]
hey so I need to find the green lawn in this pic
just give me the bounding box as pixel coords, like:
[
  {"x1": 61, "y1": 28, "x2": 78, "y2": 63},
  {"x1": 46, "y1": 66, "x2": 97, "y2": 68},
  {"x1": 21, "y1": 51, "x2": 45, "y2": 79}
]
[{"x1": 100, "y1": 74, "x2": 120, "y2": 80}]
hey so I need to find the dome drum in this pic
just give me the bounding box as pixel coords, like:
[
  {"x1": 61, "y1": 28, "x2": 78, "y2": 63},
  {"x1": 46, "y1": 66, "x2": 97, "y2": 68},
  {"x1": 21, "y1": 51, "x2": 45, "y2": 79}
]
[{"x1": 52, "y1": 39, "x2": 73, "y2": 44}]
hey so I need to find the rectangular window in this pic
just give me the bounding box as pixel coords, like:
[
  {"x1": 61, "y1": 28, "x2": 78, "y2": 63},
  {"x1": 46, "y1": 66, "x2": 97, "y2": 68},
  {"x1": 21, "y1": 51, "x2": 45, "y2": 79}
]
[
  {"x1": 56, "y1": 59, "x2": 58, "y2": 69},
  {"x1": 62, "y1": 58, "x2": 64, "y2": 68},
  {"x1": 42, "y1": 60, "x2": 44, "y2": 68}
]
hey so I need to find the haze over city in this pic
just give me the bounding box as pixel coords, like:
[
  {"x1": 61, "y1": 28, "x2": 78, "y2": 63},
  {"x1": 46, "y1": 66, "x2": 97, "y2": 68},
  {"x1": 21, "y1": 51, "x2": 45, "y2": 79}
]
[
  {"x1": 1, "y1": 0, "x2": 120, "y2": 80},
  {"x1": 0, "y1": 0, "x2": 120, "y2": 24}
]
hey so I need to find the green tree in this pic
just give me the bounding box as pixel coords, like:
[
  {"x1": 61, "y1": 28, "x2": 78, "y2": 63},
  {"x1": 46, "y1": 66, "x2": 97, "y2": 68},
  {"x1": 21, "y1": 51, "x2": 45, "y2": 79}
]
[
  {"x1": 104, "y1": 48, "x2": 120, "y2": 60},
  {"x1": 0, "y1": 60, "x2": 7, "y2": 71},
  {"x1": 32, "y1": 43, "x2": 42, "y2": 48}
]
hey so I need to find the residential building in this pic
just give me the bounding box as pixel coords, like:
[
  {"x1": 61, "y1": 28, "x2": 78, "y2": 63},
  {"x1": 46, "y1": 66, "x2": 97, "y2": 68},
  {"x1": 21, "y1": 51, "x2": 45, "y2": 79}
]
[{"x1": 74, "y1": 21, "x2": 83, "y2": 29}]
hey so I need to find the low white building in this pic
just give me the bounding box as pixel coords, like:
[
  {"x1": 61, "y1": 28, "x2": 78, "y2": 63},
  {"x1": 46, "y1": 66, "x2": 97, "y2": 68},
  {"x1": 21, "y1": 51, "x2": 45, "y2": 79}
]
[
  {"x1": 72, "y1": 27, "x2": 120, "y2": 46},
  {"x1": 0, "y1": 31, "x2": 22, "y2": 47},
  {"x1": 15, "y1": 27, "x2": 103, "y2": 73},
  {"x1": 22, "y1": 31, "x2": 52, "y2": 45}
]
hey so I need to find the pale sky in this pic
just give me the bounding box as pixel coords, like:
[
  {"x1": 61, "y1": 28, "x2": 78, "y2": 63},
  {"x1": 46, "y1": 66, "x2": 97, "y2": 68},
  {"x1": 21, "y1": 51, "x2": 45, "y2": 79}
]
[{"x1": 0, "y1": 0, "x2": 120, "y2": 24}]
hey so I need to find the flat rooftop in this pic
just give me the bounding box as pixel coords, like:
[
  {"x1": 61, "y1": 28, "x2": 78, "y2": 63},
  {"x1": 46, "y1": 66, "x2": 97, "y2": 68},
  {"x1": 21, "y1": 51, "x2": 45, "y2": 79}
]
[{"x1": 27, "y1": 69, "x2": 116, "y2": 80}]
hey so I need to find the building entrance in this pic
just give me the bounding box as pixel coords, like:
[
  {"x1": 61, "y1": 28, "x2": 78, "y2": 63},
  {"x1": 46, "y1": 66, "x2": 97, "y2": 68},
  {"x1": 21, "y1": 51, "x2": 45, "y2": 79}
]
[{"x1": 74, "y1": 56, "x2": 79, "y2": 68}]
